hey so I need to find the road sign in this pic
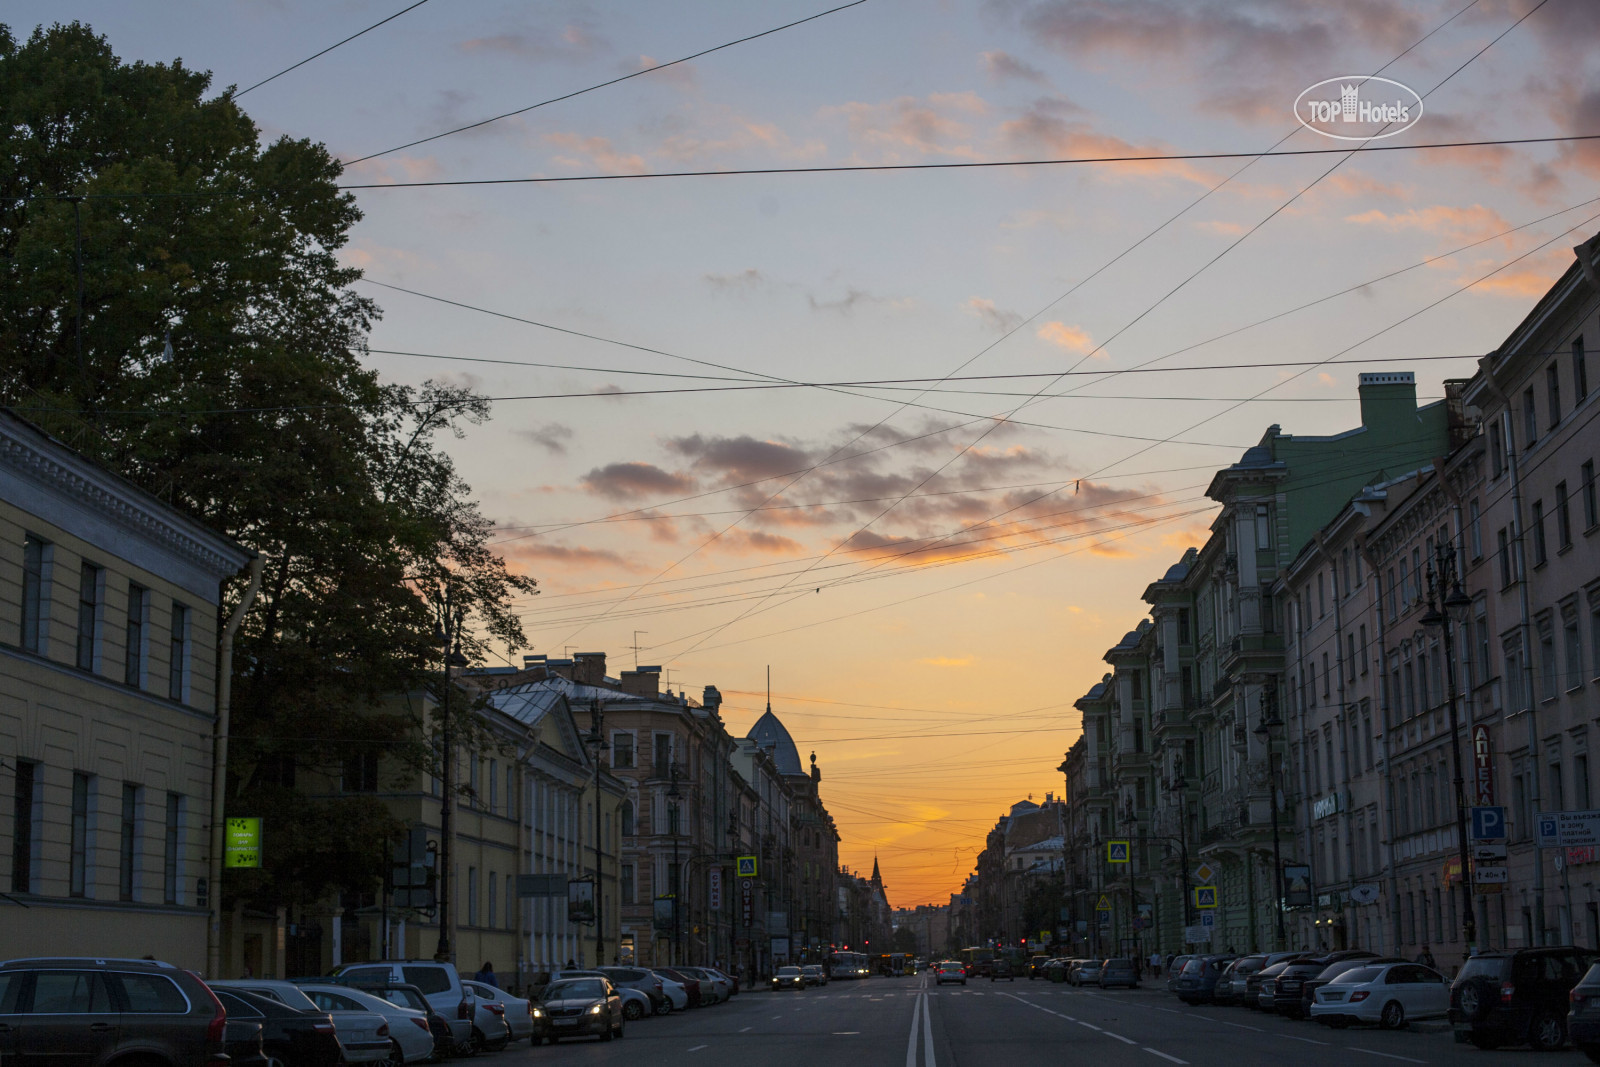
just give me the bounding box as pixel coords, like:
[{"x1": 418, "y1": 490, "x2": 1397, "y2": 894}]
[
  {"x1": 1201, "y1": 911, "x2": 1215, "y2": 927},
  {"x1": 1096, "y1": 894, "x2": 1112, "y2": 911},
  {"x1": 1474, "y1": 865, "x2": 1509, "y2": 884},
  {"x1": 224, "y1": 817, "x2": 261, "y2": 869},
  {"x1": 1472, "y1": 842, "x2": 1508, "y2": 863},
  {"x1": 1193, "y1": 863, "x2": 1215, "y2": 884},
  {"x1": 1471, "y1": 806, "x2": 1506, "y2": 841},
  {"x1": 1184, "y1": 925, "x2": 1212, "y2": 943},
  {"x1": 1536, "y1": 810, "x2": 1600, "y2": 848},
  {"x1": 737, "y1": 855, "x2": 758, "y2": 877},
  {"x1": 1107, "y1": 840, "x2": 1130, "y2": 863},
  {"x1": 1193, "y1": 886, "x2": 1218, "y2": 909}
]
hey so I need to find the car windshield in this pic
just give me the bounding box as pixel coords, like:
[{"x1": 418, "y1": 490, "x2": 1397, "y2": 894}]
[
  {"x1": 546, "y1": 980, "x2": 605, "y2": 1001},
  {"x1": 1457, "y1": 956, "x2": 1510, "y2": 982},
  {"x1": 777, "y1": 967, "x2": 801, "y2": 976},
  {"x1": 381, "y1": 989, "x2": 426, "y2": 1010},
  {"x1": 1332, "y1": 967, "x2": 1384, "y2": 985},
  {"x1": 1181, "y1": 959, "x2": 1205, "y2": 975}
]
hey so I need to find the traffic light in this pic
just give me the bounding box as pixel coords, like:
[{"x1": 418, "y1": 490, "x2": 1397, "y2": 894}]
[{"x1": 391, "y1": 826, "x2": 435, "y2": 910}]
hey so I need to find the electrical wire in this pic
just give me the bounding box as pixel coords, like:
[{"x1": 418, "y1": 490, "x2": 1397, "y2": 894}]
[{"x1": 236, "y1": 0, "x2": 433, "y2": 96}]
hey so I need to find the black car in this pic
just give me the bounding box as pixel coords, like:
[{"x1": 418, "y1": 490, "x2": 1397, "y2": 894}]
[
  {"x1": 211, "y1": 986, "x2": 345, "y2": 1067},
  {"x1": 224, "y1": 1018, "x2": 270, "y2": 1067},
  {"x1": 536, "y1": 977, "x2": 624, "y2": 1044},
  {"x1": 772, "y1": 966, "x2": 807, "y2": 990},
  {"x1": 1173, "y1": 955, "x2": 1236, "y2": 1004},
  {"x1": 0, "y1": 956, "x2": 227, "y2": 1067},
  {"x1": 990, "y1": 959, "x2": 1017, "y2": 982},
  {"x1": 1292, "y1": 952, "x2": 1382, "y2": 1019},
  {"x1": 1451, "y1": 947, "x2": 1594, "y2": 1050},
  {"x1": 1568, "y1": 962, "x2": 1600, "y2": 1062}
]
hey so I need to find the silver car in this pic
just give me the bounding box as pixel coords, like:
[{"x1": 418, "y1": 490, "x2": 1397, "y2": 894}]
[
  {"x1": 462, "y1": 980, "x2": 533, "y2": 1042},
  {"x1": 288, "y1": 987, "x2": 393, "y2": 1064},
  {"x1": 299, "y1": 984, "x2": 434, "y2": 1065}
]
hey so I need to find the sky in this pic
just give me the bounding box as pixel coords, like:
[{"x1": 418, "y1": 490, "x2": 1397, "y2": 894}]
[{"x1": 15, "y1": 0, "x2": 1600, "y2": 906}]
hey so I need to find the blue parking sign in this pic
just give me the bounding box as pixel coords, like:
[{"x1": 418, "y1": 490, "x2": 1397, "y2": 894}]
[{"x1": 1471, "y1": 806, "x2": 1506, "y2": 841}]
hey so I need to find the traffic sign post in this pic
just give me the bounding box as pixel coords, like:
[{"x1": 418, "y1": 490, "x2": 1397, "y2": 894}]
[
  {"x1": 736, "y1": 855, "x2": 758, "y2": 877},
  {"x1": 1535, "y1": 810, "x2": 1600, "y2": 848},
  {"x1": 1471, "y1": 806, "x2": 1506, "y2": 841},
  {"x1": 1107, "y1": 840, "x2": 1130, "y2": 864},
  {"x1": 1193, "y1": 886, "x2": 1218, "y2": 909},
  {"x1": 1095, "y1": 894, "x2": 1112, "y2": 911},
  {"x1": 1192, "y1": 863, "x2": 1215, "y2": 884}
]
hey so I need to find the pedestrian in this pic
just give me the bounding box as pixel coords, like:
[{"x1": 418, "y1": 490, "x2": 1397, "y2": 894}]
[
  {"x1": 1149, "y1": 949, "x2": 1162, "y2": 978},
  {"x1": 565, "y1": 959, "x2": 576, "y2": 970},
  {"x1": 1416, "y1": 945, "x2": 1436, "y2": 969},
  {"x1": 475, "y1": 961, "x2": 498, "y2": 988}
]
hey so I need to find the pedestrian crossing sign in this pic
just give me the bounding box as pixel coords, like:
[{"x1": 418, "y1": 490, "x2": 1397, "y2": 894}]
[
  {"x1": 1193, "y1": 885, "x2": 1218, "y2": 909},
  {"x1": 1107, "y1": 840, "x2": 1130, "y2": 863},
  {"x1": 736, "y1": 855, "x2": 758, "y2": 877},
  {"x1": 1096, "y1": 894, "x2": 1112, "y2": 911}
]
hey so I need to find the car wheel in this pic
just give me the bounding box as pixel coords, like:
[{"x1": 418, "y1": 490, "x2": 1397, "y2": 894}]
[
  {"x1": 624, "y1": 1000, "x2": 646, "y2": 1021},
  {"x1": 1530, "y1": 1010, "x2": 1567, "y2": 1051},
  {"x1": 1379, "y1": 1001, "x2": 1405, "y2": 1030},
  {"x1": 1458, "y1": 978, "x2": 1497, "y2": 1022}
]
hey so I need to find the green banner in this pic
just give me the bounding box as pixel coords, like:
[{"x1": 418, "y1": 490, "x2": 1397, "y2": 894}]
[{"x1": 224, "y1": 817, "x2": 262, "y2": 869}]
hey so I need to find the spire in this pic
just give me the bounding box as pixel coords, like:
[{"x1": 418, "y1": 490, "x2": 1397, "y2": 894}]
[
  {"x1": 766, "y1": 664, "x2": 771, "y2": 716},
  {"x1": 871, "y1": 856, "x2": 882, "y2": 884}
]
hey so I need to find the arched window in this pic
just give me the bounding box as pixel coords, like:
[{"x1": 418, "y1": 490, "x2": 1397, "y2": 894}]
[{"x1": 621, "y1": 799, "x2": 634, "y2": 836}]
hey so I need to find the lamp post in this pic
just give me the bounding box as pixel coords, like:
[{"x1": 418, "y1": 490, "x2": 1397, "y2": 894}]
[
  {"x1": 1254, "y1": 684, "x2": 1288, "y2": 950},
  {"x1": 1421, "y1": 543, "x2": 1478, "y2": 956},
  {"x1": 668, "y1": 763, "x2": 682, "y2": 965},
  {"x1": 585, "y1": 699, "x2": 607, "y2": 966},
  {"x1": 1171, "y1": 770, "x2": 1194, "y2": 930},
  {"x1": 433, "y1": 588, "x2": 468, "y2": 963}
]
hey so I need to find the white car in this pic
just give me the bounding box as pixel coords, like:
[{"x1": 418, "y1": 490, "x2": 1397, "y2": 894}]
[
  {"x1": 329, "y1": 961, "x2": 475, "y2": 1049},
  {"x1": 1310, "y1": 962, "x2": 1450, "y2": 1029},
  {"x1": 299, "y1": 984, "x2": 435, "y2": 1064},
  {"x1": 214, "y1": 981, "x2": 390, "y2": 1064},
  {"x1": 679, "y1": 966, "x2": 730, "y2": 1003},
  {"x1": 463, "y1": 980, "x2": 534, "y2": 1042},
  {"x1": 651, "y1": 971, "x2": 689, "y2": 1012}
]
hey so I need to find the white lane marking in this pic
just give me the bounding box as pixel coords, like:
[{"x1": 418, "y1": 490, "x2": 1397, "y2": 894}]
[
  {"x1": 905, "y1": 990, "x2": 921, "y2": 1067},
  {"x1": 1145, "y1": 1049, "x2": 1189, "y2": 1065},
  {"x1": 1077, "y1": 1021, "x2": 1103, "y2": 1031},
  {"x1": 688, "y1": 1045, "x2": 708, "y2": 1052},
  {"x1": 1108, "y1": 1032, "x2": 1139, "y2": 1045},
  {"x1": 833, "y1": 1031, "x2": 860, "y2": 1035},
  {"x1": 1281, "y1": 1034, "x2": 1329, "y2": 1045},
  {"x1": 921, "y1": 990, "x2": 937, "y2": 1067},
  {"x1": 739, "y1": 1026, "x2": 752, "y2": 1032},
  {"x1": 1350, "y1": 1050, "x2": 1426, "y2": 1064},
  {"x1": 771, "y1": 1014, "x2": 781, "y2": 1019}
]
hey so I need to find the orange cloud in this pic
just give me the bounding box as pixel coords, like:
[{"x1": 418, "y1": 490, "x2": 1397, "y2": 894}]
[
  {"x1": 1344, "y1": 204, "x2": 1514, "y2": 243},
  {"x1": 542, "y1": 132, "x2": 647, "y2": 175},
  {"x1": 919, "y1": 656, "x2": 974, "y2": 667},
  {"x1": 1037, "y1": 320, "x2": 1097, "y2": 355}
]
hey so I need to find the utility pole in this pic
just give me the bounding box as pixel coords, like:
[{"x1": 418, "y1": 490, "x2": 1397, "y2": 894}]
[
  {"x1": 1254, "y1": 684, "x2": 1287, "y2": 951},
  {"x1": 1423, "y1": 544, "x2": 1478, "y2": 956},
  {"x1": 434, "y1": 584, "x2": 466, "y2": 963},
  {"x1": 669, "y1": 764, "x2": 682, "y2": 965},
  {"x1": 588, "y1": 699, "x2": 607, "y2": 966}
]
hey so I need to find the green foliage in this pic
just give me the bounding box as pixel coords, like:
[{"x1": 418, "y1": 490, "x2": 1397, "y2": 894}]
[
  {"x1": 889, "y1": 926, "x2": 919, "y2": 955},
  {"x1": 0, "y1": 22, "x2": 537, "y2": 908}
]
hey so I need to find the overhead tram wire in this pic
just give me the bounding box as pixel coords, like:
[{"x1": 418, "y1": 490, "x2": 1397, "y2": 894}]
[
  {"x1": 653, "y1": 6, "x2": 1480, "y2": 662},
  {"x1": 653, "y1": 0, "x2": 1553, "y2": 660},
  {"x1": 342, "y1": 0, "x2": 869, "y2": 165},
  {"x1": 235, "y1": 0, "x2": 433, "y2": 96}
]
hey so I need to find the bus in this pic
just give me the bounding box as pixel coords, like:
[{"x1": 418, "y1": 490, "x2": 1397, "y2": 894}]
[
  {"x1": 959, "y1": 946, "x2": 996, "y2": 977},
  {"x1": 826, "y1": 951, "x2": 869, "y2": 979}
]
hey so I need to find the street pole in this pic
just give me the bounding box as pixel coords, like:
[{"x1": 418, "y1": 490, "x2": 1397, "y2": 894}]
[
  {"x1": 589, "y1": 699, "x2": 606, "y2": 966},
  {"x1": 434, "y1": 588, "x2": 465, "y2": 963},
  {"x1": 1255, "y1": 685, "x2": 1287, "y2": 951},
  {"x1": 1423, "y1": 545, "x2": 1478, "y2": 956},
  {"x1": 669, "y1": 764, "x2": 682, "y2": 965}
]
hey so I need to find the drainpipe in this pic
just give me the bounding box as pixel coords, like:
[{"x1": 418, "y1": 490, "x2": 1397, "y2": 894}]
[
  {"x1": 207, "y1": 555, "x2": 263, "y2": 980},
  {"x1": 1359, "y1": 537, "x2": 1402, "y2": 956}
]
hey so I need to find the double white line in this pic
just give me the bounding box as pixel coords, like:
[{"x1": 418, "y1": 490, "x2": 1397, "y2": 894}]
[{"x1": 905, "y1": 990, "x2": 936, "y2": 1067}]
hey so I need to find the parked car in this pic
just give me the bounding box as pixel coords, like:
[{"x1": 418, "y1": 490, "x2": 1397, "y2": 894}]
[
  {"x1": 709, "y1": 966, "x2": 741, "y2": 996},
  {"x1": 224, "y1": 1018, "x2": 270, "y2": 1067},
  {"x1": 464, "y1": 982, "x2": 533, "y2": 1041},
  {"x1": 1166, "y1": 956, "x2": 1195, "y2": 994},
  {"x1": 292, "y1": 986, "x2": 395, "y2": 1064},
  {"x1": 1451, "y1": 946, "x2": 1595, "y2": 1050},
  {"x1": 210, "y1": 986, "x2": 344, "y2": 1067},
  {"x1": 1212, "y1": 955, "x2": 1264, "y2": 1006},
  {"x1": 353, "y1": 982, "x2": 458, "y2": 1059},
  {"x1": 801, "y1": 965, "x2": 828, "y2": 987},
  {"x1": 447, "y1": 981, "x2": 512, "y2": 1050},
  {"x1": 656, "y1": 967, "x2": 704, "y2": 1007},
  {"x1": 934, "y1": 961, "x2": 967, "y2": 986},
  {"x1": 1255, "y1": 960, "x2": 1297, "y2": 1011},
  {"x1": 599, "y1": 967, "x2": 670, "y2": 1016},
  {"x1": 1099, "y1": 959, "x2": 1141, "y2": 989},
  {"x1": 1311, "y1": 962, "x2": 1449, "y2": 1030},
  {"x1": 648, "y1": 970, "x2": 690, "y2": 1012},
  {"x1": 679, "y1": 966, "x2": 732, "y2": 1003},
  {"x1": 1173, "y1": 955, "x2": 1236, "y2": 1005},
  {"x1": 1069, "y1": 959, "x2": 1105, "y2": 987},
  {"x1": 1567, "y1": 961, "x2": 1600, "y2": 1062},
  {"x1": 1242, "y1": 953, "x2": 1307, "y2": 1007},
  {"x1": 1292, "y1": 953, "x2": 1382, "y2": 1019},
  {"x1": 1027, "y1": 955, "x2": 1051, "y2": 979},
  {"x1": 772, "y1": 966, "x2": 807, "y2": 991},
  {"x1": 549, "y1": 970, "x2": 653, "y2": 1020},
  {"x1": 0, "y1": 958, "x2": 228, "y2": 1067},
  {"x1": 1044, "y1": 958, "x2": 1073, "y2": 983},
  {"x1": 327, "y1": 960, "x2": 476, "y2": 1049},
  {"x1": 300, "y1": 984, "x2": 433, "y2": 1064},
  {"x1": 991, "y1": 958, "x2": 1017, "y2": 982},
  {"x1": 535, "y1": 977, "x2": 624, "y2": 1044}
]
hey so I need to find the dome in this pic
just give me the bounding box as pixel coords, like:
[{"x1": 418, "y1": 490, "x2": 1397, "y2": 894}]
[{"x1": 747, "y1": 709, "x2": 804, "y2": 776}]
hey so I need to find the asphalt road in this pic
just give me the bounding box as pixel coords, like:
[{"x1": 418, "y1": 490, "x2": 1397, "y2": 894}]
[{"x1": 473, "y1": 973, "x2": 1572, "y2": 1066}]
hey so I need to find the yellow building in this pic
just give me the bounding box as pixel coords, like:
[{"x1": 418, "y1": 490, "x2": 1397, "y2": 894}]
[{"x1": 0, "y1": 409, "x2": 252, "y2": 968}]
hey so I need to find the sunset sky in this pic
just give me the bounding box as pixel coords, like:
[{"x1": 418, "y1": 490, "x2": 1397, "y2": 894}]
[{"x1": 21, "y1": 0, "x2": 1600, "y2": 905}]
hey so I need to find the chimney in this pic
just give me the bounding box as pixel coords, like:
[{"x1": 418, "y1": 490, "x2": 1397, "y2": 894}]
[
  {"x1": 1357, "y1": 371, "x2": 1418, "y2": 429},
  {"x1": 702, "y1": 685, "x2": 722, "y2": 715},
  {"x1": 573, "y1": 651, "x2": 607, "y2": 686},
  {"x1": 545, "y1": 657, "x2": 574, "y2": 679},
  {"x1": 619, "y1": 665, "x2": 661, "y2": 698},
  {"x1": 1443, "y1": 378, "x2": 1475, "y2": 450}
]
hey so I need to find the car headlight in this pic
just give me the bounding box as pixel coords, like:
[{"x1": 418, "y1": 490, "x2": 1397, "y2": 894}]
[
  {"x1": 531, "y1": 1008, "x2": 544, "y2": 1017},
  {"x1": 589, "y1": 1004, "x2": 604, "y2": 1014}
]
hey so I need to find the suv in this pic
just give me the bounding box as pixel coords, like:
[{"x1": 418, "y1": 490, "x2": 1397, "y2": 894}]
[
  {"x1": 328, "y1": 959, "x2": 475, "y2": 1047},
  {"x1": 0, "y1": 957, "x2": 227, "y2": 1067},
  {"x1": 1451, "y1": 947, "x2": 1595, "y2": 1050}
]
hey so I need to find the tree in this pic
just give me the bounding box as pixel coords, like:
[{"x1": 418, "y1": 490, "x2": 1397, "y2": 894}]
[
  {"x1": 889, "y1": 925, "x2": 919, "y2": 955},
  {"x1": 0, "y1": 22, "x2": 537, "y2": 909}
]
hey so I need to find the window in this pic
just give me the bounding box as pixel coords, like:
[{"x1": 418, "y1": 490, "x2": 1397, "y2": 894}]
[
  {"x1": 1309, "y1": 661, "x2": 1317, "y2": 708},
  {"x1": 119, "y1": 783, "x2": 139, "y2": 901},
  {"x1": 1539, "y1": 616, "x2": 1558, "y2": 700},
  {"x1": 467, "y1": 867, "x2": 478, "y2": 926},
  {"x1": 1525, "y1": 387, "x2": 1539, "y2": 447},
  {"x1": 11, "y1": 760, "x2": 37, "y2": 893},
  {"x1": 621, "y1": 799, "x2": 634, "y2": 836},
  {"x1": 20, "y1": 535, "x2": 50, "y2": 654},
  {"x1": 1476, "y1": 603, "x2": 1491, "y2": 687},
  {"x1": 1388, "y1": 567, "x2": 1399, "y2": 620},
  {"x1": 1549, "y1": 364, "x2": 1563, "y2": 428},
  {"x1": 488, "y1": 871, "x2": 498, "y2": 930},
  {"x1": 611, "y1": 732, "x2": 635, "y2": 769},
  {"x1": 622, "y1": 863, "x2": 636, "y2": 903},
  {"x1": 1593, "y1": 590, "x2": 1600, "y2": 681},
  {"x1": 1347, "y1": 634, "x2": 1357, "y2": 683},
  {"x1": 506, "y1": 874, "x2": 515, "y2": 929},
  {"x1": 1579, "y1": 754, "x2": 1592, "y2": 810},
  {"x1": 653, "y1": 733, "x2": 675, "y2": 778},
  {"x1": 1565, "y1": 604, "x2": 1583, "y2": 689},
  {"x1": 1551, "y1": 762, "x2": 1566, "y2": 813},
  {"x1": 1506, "y1": 636, "x2": 1526, "y2": 712},
  {"x1": 342, "y1": 751, "x2": 378, "y2": 793},
  {"x1": 76, "y1": 561, "x2": 103, "y2": 671},
  {"x1": 163, "y1": 793, "x2": 182, "y2": 905},
  {"x1": 1130, "y1": 670, "x2": 1143, "y2": 701},
  {"x1": 1498, "y1": 528, "x2": 1513, "y2": 587},
  {"x1": 1359, "y1": 624, "x2": 1369, "y2": 675},
  {"x1": 168, "y1": 603, "x2": 190, "y2": 702},
  {"x1": 1398, "y1": 560, "x2": 1409, "y2": 609},
  {"x1": 1318, "y1": 571, "x2": 1327, "y2": 616},
  {"x1": 1584, "y1": 461, "x2": 1598, "y2": 529},
  {"x1": 124, "y1": 583, "x2": 148, "y2": 687},
  {"x1": 1322, "y1": 652, "x2": 1331, "y2": 698},
  {"x1": 1532, "y1": 501, "x2": 1548, "y2": 566},
  {"x1": 488, "y1": 760, "x2": 498, "y2": 814},
  {"x1": 1470, "y1": 499, "x2": 1483, "y2": 558},
  {"x1": 1558, "y1": 483, "x2": 1573, "y2": 550},
  {"x1": 1342, "y1": 549, "x2": 1353, "y2": 597},
  {"x1": 1178, "y1": 608, "x2": 1191, "y2": 644},
  {"x1": 1490, "y1": 419, "x2": 1505, "y2": 478},
  {"x1": 1255, "y1": 504, "x2": 1271, "y2": 549},
  {"x1": 70, "y1": 772, "x2": 92, "y2": 897},
  {"x1": 1404, "y1": 661, "x2": 1417, "y2": 717},
  {"x1": 1364, "y1": 708, "x2": 1375, "y2": 770}
]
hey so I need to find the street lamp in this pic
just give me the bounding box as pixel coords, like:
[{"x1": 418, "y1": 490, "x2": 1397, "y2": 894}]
[
  {"x1": 585, "y1": 699, "x2": 608, "y2": 966},
  {"x1": 1170, "y1": 770, "x2": 1194, "y2": 929},
  {"x1": 1254, "y1": 684, "x2": 1288, "y2": 950},
  {"x1": 1421, "y1": 544, "x2": 1478, "y2": 957},
  {"x1": 433, "y1": 590, "x2": 468, "y2": 964},
  {"x1": 668, "y1": 763, "x2": 682, "y2": 965}
]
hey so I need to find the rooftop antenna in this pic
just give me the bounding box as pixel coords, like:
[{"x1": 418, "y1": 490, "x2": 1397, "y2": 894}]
[
  {"x1": 630, "y1": 631, "x2": 648, "y2": 670},
  {"x1": 766, "y1": 665, "x2": 771, "y2": 715}
]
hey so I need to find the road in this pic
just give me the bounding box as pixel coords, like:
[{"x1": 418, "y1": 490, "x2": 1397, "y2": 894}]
[{"x1": 474, "y1": 973, "x2": 1557, "y2": 1066}]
